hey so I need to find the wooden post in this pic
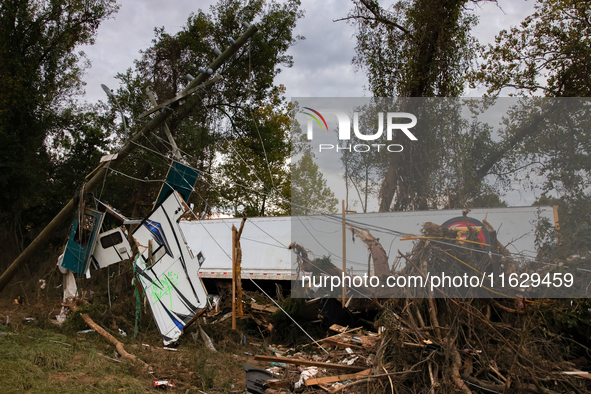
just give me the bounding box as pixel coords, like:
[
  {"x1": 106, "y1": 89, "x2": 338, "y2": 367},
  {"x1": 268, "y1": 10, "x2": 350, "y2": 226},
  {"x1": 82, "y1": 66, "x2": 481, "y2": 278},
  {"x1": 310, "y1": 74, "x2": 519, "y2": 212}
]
[
  {"x1": 342, "y1": 200, "x2": 346, "y2": 307},
  {"x1": 232, "y1": 224, "x2": 237, "y2": 330},
  {"x1": 235, "y1": 213, "x2": 247, "y2": 317},
  {"x1": 147, "y1": 240, "x2": 153, "y2": 267},
  {"x1": 0, "y1": 25, "x2": 258, "y2": 294}
]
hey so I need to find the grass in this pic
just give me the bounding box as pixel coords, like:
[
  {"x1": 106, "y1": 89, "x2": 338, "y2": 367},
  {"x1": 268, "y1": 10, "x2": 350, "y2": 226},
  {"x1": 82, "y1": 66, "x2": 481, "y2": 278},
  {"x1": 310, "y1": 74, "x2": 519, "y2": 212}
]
[
  {"x1": 0, "y1": 326, "x2": 148, "y2": 393},
  {"x1": 0, "y1": 305, "x2": 260, "y2": 394},
  {"x1": 0, "y1": 274, "x2": 295, "y2": 394}
]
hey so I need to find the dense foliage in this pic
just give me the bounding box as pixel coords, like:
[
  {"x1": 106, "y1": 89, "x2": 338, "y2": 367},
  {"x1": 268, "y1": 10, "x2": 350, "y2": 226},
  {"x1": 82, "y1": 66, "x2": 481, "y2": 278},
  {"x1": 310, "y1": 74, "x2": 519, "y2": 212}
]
[{"x1": 0, "y1": 0, "x2": 118, "y2": 229}]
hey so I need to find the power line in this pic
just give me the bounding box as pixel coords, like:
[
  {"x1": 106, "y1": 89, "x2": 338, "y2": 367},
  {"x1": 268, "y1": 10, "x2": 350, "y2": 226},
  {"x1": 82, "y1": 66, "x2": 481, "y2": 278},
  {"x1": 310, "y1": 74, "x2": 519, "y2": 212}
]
[{"x1": 113, "y1": 136, "x2": 558, "y2": 270}]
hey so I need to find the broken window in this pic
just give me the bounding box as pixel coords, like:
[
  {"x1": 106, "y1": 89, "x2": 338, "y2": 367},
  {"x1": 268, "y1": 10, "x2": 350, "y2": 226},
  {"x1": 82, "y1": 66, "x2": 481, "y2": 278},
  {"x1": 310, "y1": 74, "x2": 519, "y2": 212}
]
[{"x1": 99, "y1": 231, "x2": 123, "y2": 249}]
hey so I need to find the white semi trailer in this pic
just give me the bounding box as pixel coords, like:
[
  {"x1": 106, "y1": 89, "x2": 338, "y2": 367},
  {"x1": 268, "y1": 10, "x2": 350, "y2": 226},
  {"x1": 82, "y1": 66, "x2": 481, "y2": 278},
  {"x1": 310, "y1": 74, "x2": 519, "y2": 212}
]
[{"x1": 178, "y1": 206, "x2": 556, "y2": 280}]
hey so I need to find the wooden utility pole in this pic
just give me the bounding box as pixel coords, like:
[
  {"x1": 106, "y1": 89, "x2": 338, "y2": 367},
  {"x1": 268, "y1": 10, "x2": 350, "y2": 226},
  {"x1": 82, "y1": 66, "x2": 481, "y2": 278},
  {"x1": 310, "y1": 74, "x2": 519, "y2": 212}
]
[
  {"x1": 342, "y1": 200, "x2": 346, "y2": 307},
  {"x1": 553, "y1": 205, "x2": 560, "y2": 244},
  {"x1": 0, "y1": 24, "x2": 258, "y2": 294},
  {"x1": 236, "y1": 214, "x2": 246, "y2": 317}
]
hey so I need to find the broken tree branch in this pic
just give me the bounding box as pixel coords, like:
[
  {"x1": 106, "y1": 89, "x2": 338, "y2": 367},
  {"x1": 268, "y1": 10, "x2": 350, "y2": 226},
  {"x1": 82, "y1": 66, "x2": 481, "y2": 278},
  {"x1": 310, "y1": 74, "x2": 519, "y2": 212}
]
[
  {"x1": 348, "y1": 227, "x2": 390, "y2": 277},
  {"x1": 80, "y1": 313, "x2": 148, "y2": 368},
  {"x1": 198, "y1": 324, "x2": 217, "y2": 352}
]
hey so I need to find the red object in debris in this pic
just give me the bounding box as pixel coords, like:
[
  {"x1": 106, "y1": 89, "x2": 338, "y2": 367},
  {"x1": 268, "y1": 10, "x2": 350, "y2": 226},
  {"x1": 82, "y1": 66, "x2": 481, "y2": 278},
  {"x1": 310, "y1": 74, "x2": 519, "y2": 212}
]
[{"x1": 154, "y1": 380, "x2": 174, "y2": 388}]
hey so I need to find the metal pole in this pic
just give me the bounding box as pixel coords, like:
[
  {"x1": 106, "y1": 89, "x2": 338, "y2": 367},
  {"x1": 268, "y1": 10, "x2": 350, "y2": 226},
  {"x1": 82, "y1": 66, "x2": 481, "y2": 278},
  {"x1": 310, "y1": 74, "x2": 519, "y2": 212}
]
[{"x1": 0, "y1": 25, "x2": 258, "y2": 294}]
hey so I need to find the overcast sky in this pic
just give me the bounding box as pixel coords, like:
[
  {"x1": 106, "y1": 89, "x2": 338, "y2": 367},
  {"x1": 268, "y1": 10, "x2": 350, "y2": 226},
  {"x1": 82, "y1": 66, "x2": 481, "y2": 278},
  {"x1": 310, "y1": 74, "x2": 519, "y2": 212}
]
[{"x1": 81, "y1": 0, "x2": 536, "y2": 103}]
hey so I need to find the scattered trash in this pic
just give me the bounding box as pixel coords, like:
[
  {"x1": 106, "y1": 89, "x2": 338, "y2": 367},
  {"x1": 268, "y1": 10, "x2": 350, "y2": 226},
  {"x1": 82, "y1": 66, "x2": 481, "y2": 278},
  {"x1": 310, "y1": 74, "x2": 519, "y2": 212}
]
[
  {"x1": 269, "y1": 362, "x2": 288, "y2": 368},
  {"x1": 38, "y1": 279, "x2": 46, "y2": 289},
  {"x1": 49, "y1": 339, "x2": 72, "y2": 346},
  {"x1": 294, "y1": 367, "x2": 318, "y2": 389},
  {"x1": 153, "y1": 380, "x2": 174, "y2": 388},
  {"x1": 77, "y1": 329, "x2": 95, "y2": 334},
  {"x1": 55, "y1": 307, "x2": 68, "y2": 324},
  {"x1": 118, "y1": 328, "x2": 127, "y2": 337}
]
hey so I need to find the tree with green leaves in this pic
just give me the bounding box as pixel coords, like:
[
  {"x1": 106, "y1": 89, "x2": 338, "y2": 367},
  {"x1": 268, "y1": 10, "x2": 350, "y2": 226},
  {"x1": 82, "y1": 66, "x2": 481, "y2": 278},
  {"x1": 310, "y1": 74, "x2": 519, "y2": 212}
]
[
  {"x1": 469, "y1": 1, "x2": 591, "y2": 199},
  {"x1": 470, "y1": 0, "x2": 591, "y2": 257},
  {"x1": 291, "y1": 152, "x2": 338, "y2": 215},
  {"x1": 344, "y1": 0, "x2": 493, "y2": 212},
  {"x1": 340, "y1": 102, "x2": 388, "y2": 213},
  {"x1": 473, "y1": 0, "x2": 591, "y2": 97},
  {"x1": 0, "y1": 0, "x2": 118, "y2": 229},
  {"x1": 217, "y1": 92, "x2": 292, "y2": 216},
  {"x1": 106, "y1": 0, "x2": 302, "y2": 219}
]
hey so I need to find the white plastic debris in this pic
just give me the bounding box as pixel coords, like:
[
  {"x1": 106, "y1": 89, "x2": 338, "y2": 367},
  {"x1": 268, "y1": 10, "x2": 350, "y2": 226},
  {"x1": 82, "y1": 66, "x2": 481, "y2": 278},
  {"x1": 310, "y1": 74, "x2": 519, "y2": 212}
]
[
  {"x1": 56, "y1": 307, "x2": 68, "y2": 324},
  {"x1": 63, "y1": 270, "x2": 78, "y2": 301},
  {"x1": 294, "y1": 367, "x2": 318, "y2": 389}
]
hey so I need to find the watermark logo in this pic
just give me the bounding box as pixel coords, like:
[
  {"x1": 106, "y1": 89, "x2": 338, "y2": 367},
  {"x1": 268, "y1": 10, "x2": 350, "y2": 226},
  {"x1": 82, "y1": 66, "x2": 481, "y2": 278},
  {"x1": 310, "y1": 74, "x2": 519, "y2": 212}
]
[
  {"x1": 302, "y1": 107, "x2": 328, "y2": 132},
  {"x1": 300, "y1": 108, "x2": 417, "y2": 153}
]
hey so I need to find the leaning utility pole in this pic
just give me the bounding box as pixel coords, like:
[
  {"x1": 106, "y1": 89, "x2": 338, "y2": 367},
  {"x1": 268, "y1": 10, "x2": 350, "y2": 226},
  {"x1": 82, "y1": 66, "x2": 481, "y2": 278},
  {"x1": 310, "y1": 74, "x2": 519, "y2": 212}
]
[{"x1": 0, "y1": 24, "x2": 258, "y2": 293}]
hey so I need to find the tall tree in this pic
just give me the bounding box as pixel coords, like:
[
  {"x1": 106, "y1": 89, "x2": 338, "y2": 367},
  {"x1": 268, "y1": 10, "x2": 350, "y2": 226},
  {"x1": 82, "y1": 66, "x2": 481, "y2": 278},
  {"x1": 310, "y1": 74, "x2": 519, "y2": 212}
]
[
  {"x1": 340, "y1": 101, "x2": 388, "y2": 213},
  {"x1": 291, "y1": 152, "x2": 338, "y2": 215},
  {"x1": 469, "y1": 0, "x2": 591, "y2": 197},
  {"x1": 217, "y1": 92, "x2": 292, "y2": 217},
  {"x1": 0, "y1": 0, "x2": 119, "y2": 226},
  {"x1": 344, "y1": 0, "x2": 486, "y2": 211},
  {"x1": 471, "y1": 0, "x2": 591, "y2": 256},
  {"x1": 108, "y1": 0, "x2": 302, "y2": 218}
]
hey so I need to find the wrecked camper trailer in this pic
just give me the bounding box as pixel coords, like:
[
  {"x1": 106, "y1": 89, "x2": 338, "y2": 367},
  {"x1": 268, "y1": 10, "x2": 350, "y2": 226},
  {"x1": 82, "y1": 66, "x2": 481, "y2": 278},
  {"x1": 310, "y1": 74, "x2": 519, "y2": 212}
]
[
  {"x1": 58, "y1": 160, "x2": 209, "y2": 344},
  {"x1": 132, "y1": 191, "x2": 208, "y2": 345}
]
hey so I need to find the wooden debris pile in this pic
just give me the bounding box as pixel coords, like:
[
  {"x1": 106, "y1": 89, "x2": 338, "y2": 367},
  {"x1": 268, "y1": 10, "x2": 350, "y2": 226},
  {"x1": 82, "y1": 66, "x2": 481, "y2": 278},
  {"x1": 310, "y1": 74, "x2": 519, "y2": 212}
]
[
  {"x1": 251, "y1": 220, "x2": 591, "y2": 393},
  {"x1": 198, "y1": 289, "x2": 279, "y2": 334},
  {"x1": 251, "y1": 324, "x2": 398, "y2": 393},
  {"x1": 364, "y1": 221, "x2": 591, "y2": 393},
  {"x1": 249, "y1": 301, "x2": 278, "y2": 332}
]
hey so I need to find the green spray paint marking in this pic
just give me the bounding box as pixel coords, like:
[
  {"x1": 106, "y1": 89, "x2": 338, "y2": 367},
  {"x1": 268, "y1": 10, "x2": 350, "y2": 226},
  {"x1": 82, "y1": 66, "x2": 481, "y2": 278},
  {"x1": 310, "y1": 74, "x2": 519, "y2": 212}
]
[{"x1": 151, "y1": 271, "x2": 180, "y2": 310}]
